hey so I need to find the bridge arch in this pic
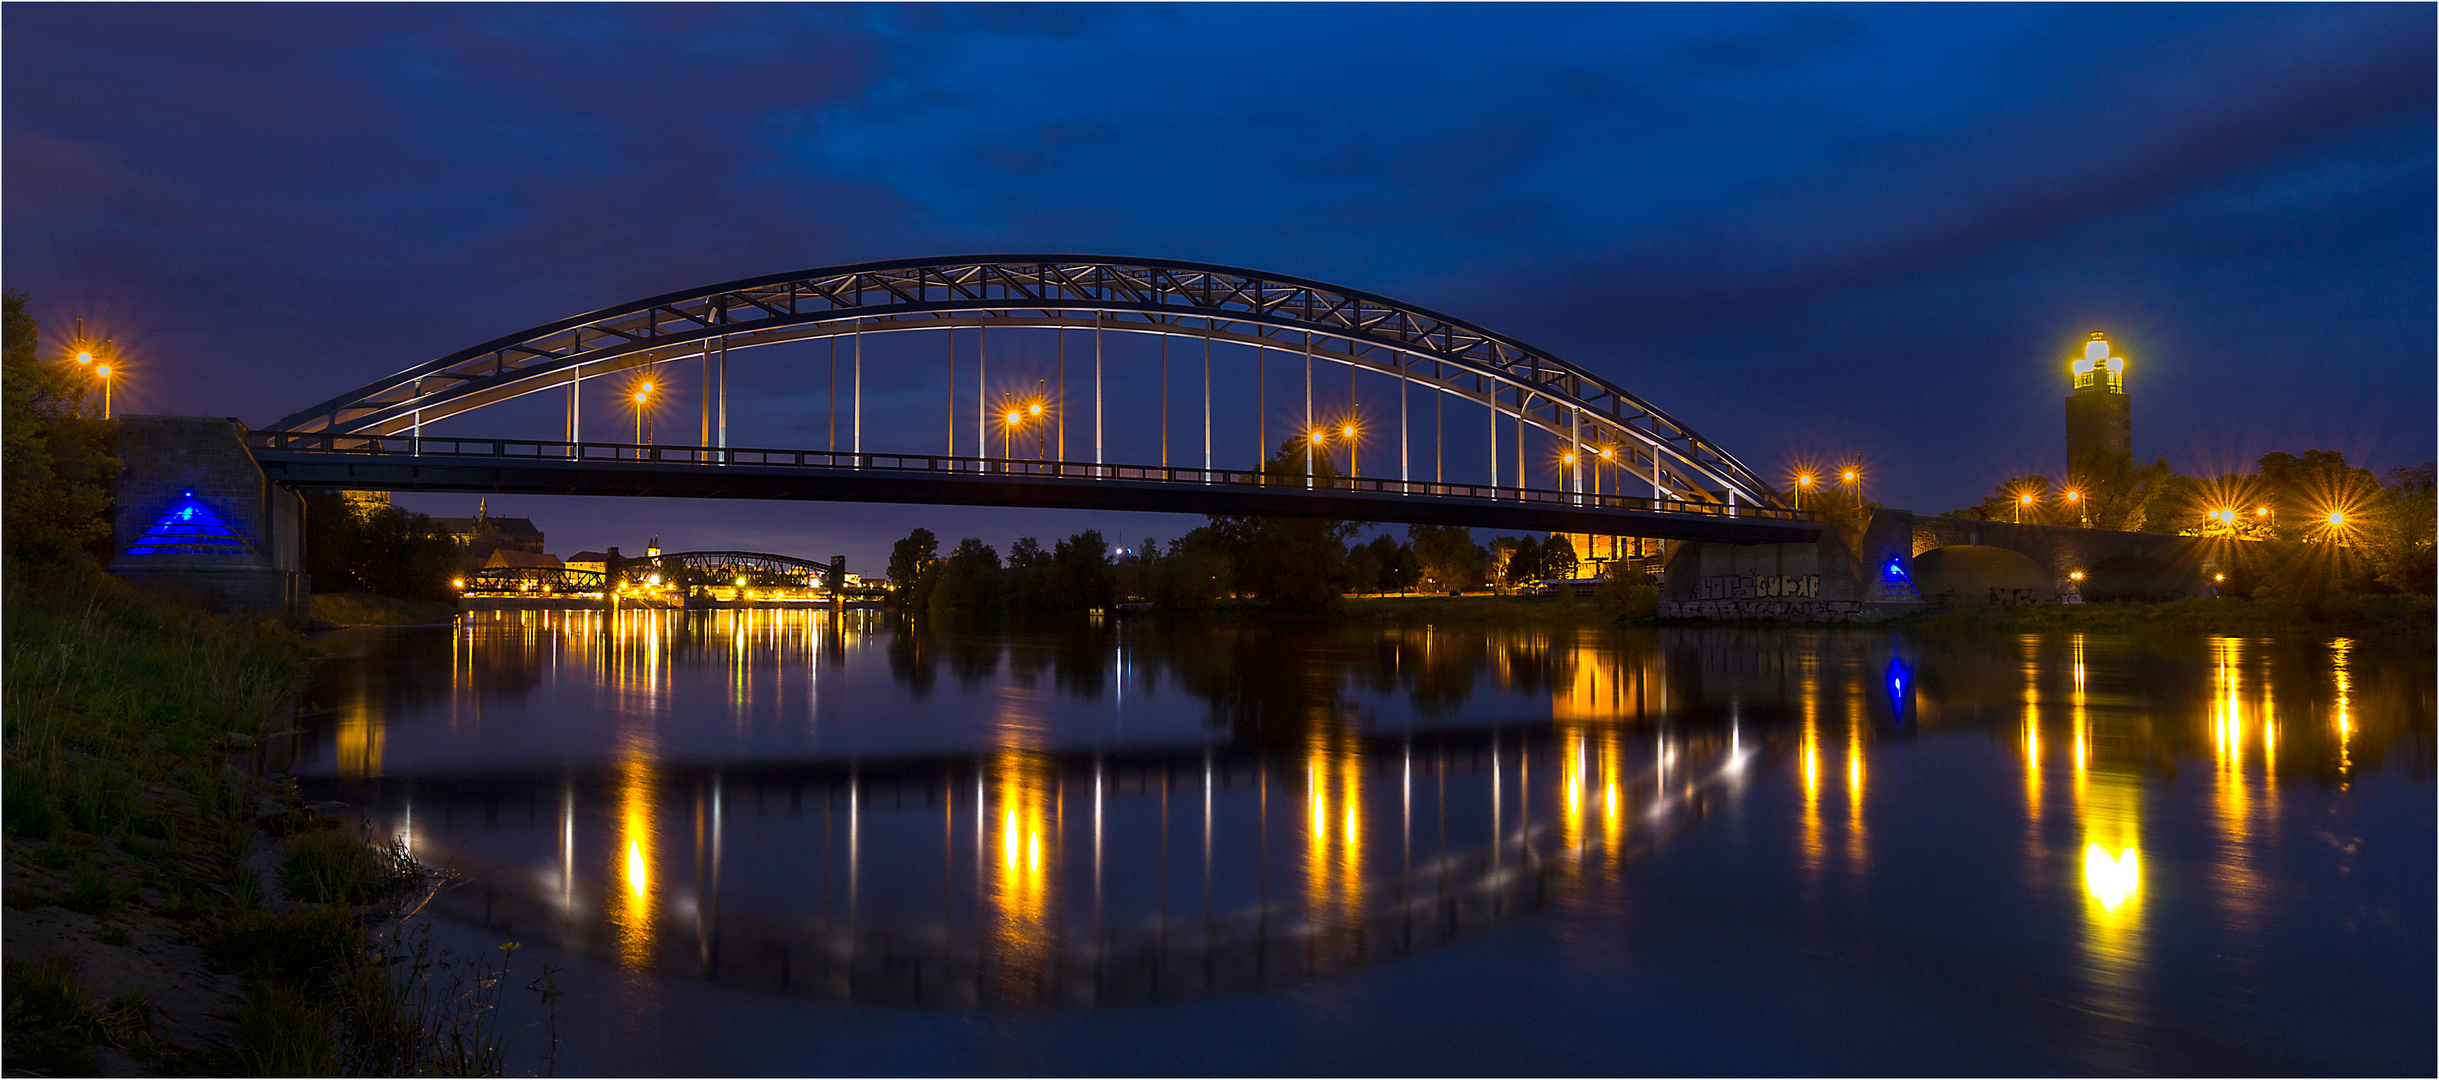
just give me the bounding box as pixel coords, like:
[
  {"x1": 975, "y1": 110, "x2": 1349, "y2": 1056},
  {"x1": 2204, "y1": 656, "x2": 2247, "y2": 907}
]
[{"x1": 268, "y1": 256, "x2": 1782, "y2": 508}]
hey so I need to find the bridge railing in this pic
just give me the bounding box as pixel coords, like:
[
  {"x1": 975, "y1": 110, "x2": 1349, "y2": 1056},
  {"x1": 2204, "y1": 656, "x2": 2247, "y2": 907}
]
[{"x1": 247, "y1": 431, "x2": 1819, "y2": 523}]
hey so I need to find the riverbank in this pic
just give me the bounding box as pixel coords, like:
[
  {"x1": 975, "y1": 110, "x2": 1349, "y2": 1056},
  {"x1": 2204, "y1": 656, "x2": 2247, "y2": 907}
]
[
  {"x1": 309, "y1": 592, "x2": 458, "y2": 627},
  {"x1": 2, "y1": 560, "x2": 541, "y2": 1074},
  {"x1": 3, "y1": 555, "x2": 313, "y2": 1073},
  {"x1": 1337, "y1": 592, "x2": 1625, "y2": 626}
]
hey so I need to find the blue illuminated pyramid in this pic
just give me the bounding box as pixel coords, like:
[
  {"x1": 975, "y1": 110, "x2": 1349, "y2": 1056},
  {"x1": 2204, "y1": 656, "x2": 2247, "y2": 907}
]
[{"x1": 121, "y1": 490, "x2": 257, "y2": 557}]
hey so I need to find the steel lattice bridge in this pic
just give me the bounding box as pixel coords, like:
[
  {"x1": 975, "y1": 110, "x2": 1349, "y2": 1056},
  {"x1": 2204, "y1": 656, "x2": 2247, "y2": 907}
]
[
  {"x1": 253, "y1": 256, "x2": 1818, "y2": 543},
  {"x1": 463, "y1": 551, "x2": 882, "y2": 596}
]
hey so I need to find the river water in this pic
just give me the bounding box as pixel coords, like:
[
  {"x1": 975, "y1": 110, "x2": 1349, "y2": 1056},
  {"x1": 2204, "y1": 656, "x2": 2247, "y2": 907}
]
[{"x1": 295, "y1": 610, "x2": 2433, "y2": 1075}]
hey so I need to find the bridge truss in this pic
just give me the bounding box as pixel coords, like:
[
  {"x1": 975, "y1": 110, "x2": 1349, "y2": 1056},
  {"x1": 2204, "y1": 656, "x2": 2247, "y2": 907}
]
[
  {"x1": 462, "y1": 565, "x2": 605, "y2": 595},
  {"x1": 645, "y1": 550, "x2": 829, "y2": 587},
  {"x1": 266, "y1": 256, "x2": 1786, "y2": 511}
]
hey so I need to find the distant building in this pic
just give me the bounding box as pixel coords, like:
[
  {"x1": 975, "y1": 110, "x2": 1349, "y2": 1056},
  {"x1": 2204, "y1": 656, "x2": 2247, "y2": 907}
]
[
  {"x1": 2066, "y1": 332, "x2": 2131, "y2": 467},
  {"x1": 1552, "y1": 533, "x2": 1666, "y2": 578},
  {"x1": 564, "y1": 550, "x2": 610, "y2": 575},
  {"x1": 339, "y1": 490, "x2": 391, "y2": 514},
  {"x1": 433, "y1": 498, "x2": 545, "y2": 565},
  {"x1": 483, "y1": 549, "x2": 563, "y2": 570}
]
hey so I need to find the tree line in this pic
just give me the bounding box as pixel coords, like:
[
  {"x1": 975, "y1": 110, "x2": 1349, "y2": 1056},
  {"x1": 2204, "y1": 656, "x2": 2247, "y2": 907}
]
[
  {"x1": 296, "y1": 491, "x2": 461, "y2": 602},
  {"x1": 887, "y1": 437, "x2": 1618, "y2": 616},
  {"x1": 1938, "y1": 447, "x2": 2434, "y2": 593}
]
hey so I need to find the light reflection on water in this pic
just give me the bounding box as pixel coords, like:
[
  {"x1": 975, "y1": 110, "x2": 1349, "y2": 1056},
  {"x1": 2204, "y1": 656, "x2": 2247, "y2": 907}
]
[{"x1": 298, "y1": 610, "x2": 2432, "y2": 1069}]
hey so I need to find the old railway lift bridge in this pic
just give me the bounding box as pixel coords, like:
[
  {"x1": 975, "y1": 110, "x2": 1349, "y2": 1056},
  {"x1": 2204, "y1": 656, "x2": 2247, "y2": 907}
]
[{"x1": 252, "y1": 256, "x2": 1818, "y2": 544}]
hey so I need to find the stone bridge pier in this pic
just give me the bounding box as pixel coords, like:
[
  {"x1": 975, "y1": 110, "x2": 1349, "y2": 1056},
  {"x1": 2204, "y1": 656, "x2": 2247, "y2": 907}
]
[
  {"x1": 1657, "y1": 509, "x2": 2243, "y2": 621},
  {"x1": 108, "y1": 416, "x2": 310, "y2": 628}
]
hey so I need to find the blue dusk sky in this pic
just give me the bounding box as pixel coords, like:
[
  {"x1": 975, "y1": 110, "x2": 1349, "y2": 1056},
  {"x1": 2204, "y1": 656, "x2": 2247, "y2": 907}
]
[{"x1": 6, "y1": 4, "x2": 2431, "y2": 567}]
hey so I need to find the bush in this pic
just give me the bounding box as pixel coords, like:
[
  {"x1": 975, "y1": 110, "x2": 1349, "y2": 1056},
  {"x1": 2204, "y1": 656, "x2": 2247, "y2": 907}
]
[{"x1": 1595, "y1": 573, "x2": 1659, "y2": 620}]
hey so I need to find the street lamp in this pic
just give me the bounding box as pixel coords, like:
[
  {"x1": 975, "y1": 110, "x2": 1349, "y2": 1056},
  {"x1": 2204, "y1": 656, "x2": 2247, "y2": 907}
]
[
  {"x1": 96, "y1": 364, "x2": 113, "y2": 419},
  {"x1": 631, "y1": 381, "x2": 656, "y2": 445},
  {"x1": 2063, "y1": 489, "x2": 2084, "y2": 527},
  {"x1": 2015, "y1": 492, "x2": 2034, "y2": 525},
  {"x1": 1839, "y1": 464, "x2": 1862, "y2": 521},
  {"x1": 1792, "y1": 473, "x2": 1815, "y2": 511}
]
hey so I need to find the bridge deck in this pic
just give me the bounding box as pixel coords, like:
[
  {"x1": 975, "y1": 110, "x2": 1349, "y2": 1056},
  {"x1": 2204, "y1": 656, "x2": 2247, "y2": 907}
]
[{"x1": 248, "y1": 432, "x2": 1822, "y2": 543}]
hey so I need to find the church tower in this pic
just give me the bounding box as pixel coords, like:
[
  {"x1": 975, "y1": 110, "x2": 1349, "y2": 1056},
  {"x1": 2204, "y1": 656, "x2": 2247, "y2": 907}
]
[{"x1": 2066, "y1": 332, "x2": 2131, "y2": 467}]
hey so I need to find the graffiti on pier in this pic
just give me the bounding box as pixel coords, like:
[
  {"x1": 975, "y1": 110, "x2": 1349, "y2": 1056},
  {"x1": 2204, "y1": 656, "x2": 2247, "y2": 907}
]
[{"x1": 1701, "y1": 574, "x2": 1821, "y2": 601}]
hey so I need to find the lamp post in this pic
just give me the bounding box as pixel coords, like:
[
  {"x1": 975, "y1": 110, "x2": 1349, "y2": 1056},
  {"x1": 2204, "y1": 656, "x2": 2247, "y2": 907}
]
[
  {"x1": 631, "y1": 382, "x2": 655, "y2": 446},
  {"x1": 2064, "y1": 489, "x2": 2084, "y2": 528},
  {"x1": 1841, "y1": 465, "x2": 1862, "y2": 524},
  {"x1": 2015, "y1": 493, "x2": 2036, "y2": 525},
  {"x1": 1793, "y1": 473, "x2": 1815, "y2": 511},
  {"x1": 70, "y1": 327, "x2": 116, "y2": 419},
  {"x1": 1032, "y1": 383, "x2": 1048, "y2": 460}
]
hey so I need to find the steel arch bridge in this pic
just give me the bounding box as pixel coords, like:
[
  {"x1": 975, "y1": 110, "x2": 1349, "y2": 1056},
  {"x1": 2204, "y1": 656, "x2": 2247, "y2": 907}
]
[{"x1": 254, "y1": 256, "x2": 1817, "y2": 542}]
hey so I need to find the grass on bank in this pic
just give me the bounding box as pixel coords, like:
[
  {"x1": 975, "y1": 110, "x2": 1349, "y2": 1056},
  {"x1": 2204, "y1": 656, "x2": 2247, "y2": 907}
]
[
  {"x1": 2, "y1": 556, "x2": 307, "y2": 844},
  {"x1": 3, "y1": 557, "x2": 549, "y2": 1075},
  {"x1": 310, "y1": 591, "x2": 459, "y2": 627},
  {"x1": 3, "y1": 555, "x2": 311, "y2": 1073}
]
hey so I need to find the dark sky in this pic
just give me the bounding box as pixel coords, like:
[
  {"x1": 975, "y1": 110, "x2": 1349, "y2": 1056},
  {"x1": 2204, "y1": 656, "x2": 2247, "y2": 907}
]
[{"x1": 8, "y1": 4, "x2": 2431, "y2": 569}]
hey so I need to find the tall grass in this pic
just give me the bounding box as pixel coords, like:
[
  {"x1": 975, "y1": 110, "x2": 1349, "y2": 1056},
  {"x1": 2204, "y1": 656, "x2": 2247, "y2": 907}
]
[
  {"x1": 3, "y1": 558, "x2": 307, "y2": 842},
  {"x1": 4, "y1": 558, "x2": 557, "y2": 1076}
]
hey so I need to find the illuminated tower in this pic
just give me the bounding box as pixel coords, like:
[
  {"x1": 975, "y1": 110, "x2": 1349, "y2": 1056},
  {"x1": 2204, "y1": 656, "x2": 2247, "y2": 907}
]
[{"x1": 2065, "y1": 332, "x2": 2130, "y2": 466}]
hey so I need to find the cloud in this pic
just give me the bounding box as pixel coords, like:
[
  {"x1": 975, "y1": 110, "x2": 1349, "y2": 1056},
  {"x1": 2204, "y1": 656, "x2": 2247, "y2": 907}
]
[{"x1": 2, "y1": 2, "x2": 2427, "y2": 532}]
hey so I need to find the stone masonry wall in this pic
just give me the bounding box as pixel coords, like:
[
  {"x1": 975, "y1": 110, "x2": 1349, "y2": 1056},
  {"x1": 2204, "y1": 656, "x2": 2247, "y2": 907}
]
[
  {"x1": 1907, "y1": 515, "x2": 2215, "y2": 595},
  {"x1": 109, "y1": 415, "x2": 308, "y2": 626}
]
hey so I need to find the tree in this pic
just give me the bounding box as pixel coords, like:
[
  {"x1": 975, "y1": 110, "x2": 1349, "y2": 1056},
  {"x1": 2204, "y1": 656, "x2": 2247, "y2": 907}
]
[
  {"x1": 927, "y1": 536, "x2": 1002, "y2": 615},
  {"x1": 1353, "y1": 533, "x2": 1415, "y2": 594},
  {"x1": 1052, "y1": 528, "x2": 1117, "y2": 610},
  {"x1": 1501, "y1": 535, "x2": 1543, "y2": 585},
  {"x1": 2254, "y1": 450, "x2": 2384, "y2": 543},
  {"x1": 888, "y1": 528, "x2": 939, "y2": 590},
  {"x1": 2150, "y1": 472, "x2": 2276, "y2": 540},
  {"x1": 1152, "y1": 528, "x2": 1233, "y2": 609},
  {"x1": 2066, "y1": 448, "x2": 2177, "y2": 531},
  {"x1": 299, "y1": 489, "x2": 459, "y2": 600},
  {"x1": 2, "y1": 291, "x2": 118, "y2": 565},
  {"x1": 2367, "y1": 463, "x2": 2436, "y2": 593},
  {"x1": 1948, "y1": 475, "x2": 2059, "y2": 524},
  {"x1": 1008, "y1": 536, "x2": 1047, "y2": 569},
  {"x1": 1207, "y1": 439, "x2": 1361, "y2": 610},
  {"x1": 1540, "y1": 533, "x2": 1579, "y2": 579},
  {"x1": 1407, "y1": 524, "x2": 1485, "y2": 592}
]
